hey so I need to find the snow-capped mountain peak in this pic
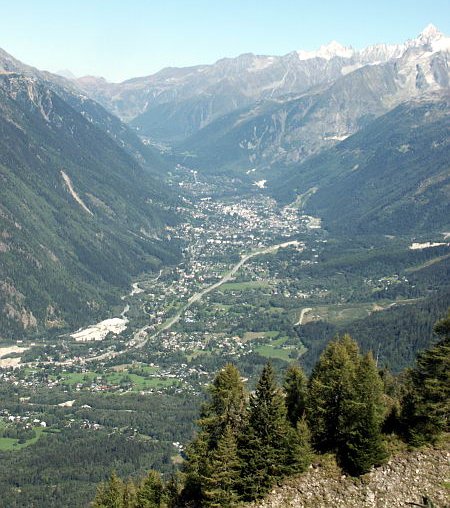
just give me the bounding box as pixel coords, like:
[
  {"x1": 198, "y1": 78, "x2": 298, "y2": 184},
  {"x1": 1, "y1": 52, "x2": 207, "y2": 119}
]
[
  {"x1": 407, "y1": 24, "x2": 450, "y2": 54},
  {"x1": 296, "y1": 25, "x2": 448, "y2": 66},
  {"x1": 417, "y1": 23, "x2": 443, "y2": 44},
  {"x1": 297, "y1": 41, "x2": 354, "y2": 61}
]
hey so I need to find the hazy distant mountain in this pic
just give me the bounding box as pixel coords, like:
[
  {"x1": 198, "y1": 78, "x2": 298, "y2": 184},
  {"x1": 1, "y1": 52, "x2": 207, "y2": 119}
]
[
  {"x1": 77, "y1": 53, "x2": 348, "y2": 140},
  {"x1": 74, "y1": 25, "x2": 450, "y2": 145},
  {"x1": 55, "y1": 69, "x2": 77, "y2": 80},
  {"x1": 0, "y1": 58, "x2": 179, "y2": 337}
]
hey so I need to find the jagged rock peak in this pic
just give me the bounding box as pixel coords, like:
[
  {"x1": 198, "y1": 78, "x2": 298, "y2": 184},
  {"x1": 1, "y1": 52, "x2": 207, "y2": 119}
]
[
  {"x1": 417, "y1": 23, "x2": 443, "y2": 43},
  {"x1": 296, "y1": 25, "x2": 447, "y2": 64},
  {"x1": 410, "y1": 24, "x2": 450, "y2": 53}
]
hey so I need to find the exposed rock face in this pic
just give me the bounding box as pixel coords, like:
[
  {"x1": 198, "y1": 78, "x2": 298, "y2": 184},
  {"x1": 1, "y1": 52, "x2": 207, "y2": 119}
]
[{"x1": 252, "y1": 445, "x2": 450, "y2": 508}]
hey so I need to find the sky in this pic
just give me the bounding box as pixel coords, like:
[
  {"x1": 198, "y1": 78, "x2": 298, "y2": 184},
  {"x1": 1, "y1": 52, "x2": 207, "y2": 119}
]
[{"x1": 1, "y1": 0, "x2": 449, "y2": 82}]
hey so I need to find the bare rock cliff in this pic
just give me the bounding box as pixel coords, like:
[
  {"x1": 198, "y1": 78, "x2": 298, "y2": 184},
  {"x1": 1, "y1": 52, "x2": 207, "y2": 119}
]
[{"x1": 252, "y1": 443, "x2": 450, "y2": 508}]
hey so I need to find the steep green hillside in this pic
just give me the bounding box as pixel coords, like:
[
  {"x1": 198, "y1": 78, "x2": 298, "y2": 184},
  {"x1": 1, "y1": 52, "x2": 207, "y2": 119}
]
[
  {"x1": 0, "y1": 73, "x2": 180, "y2": 338},
  {"x1": 275, "y1": 95, "x2": 450, "y2": 235},
  {"x1": 59, "y1": 87, "x2": 170, "y2": 176}
]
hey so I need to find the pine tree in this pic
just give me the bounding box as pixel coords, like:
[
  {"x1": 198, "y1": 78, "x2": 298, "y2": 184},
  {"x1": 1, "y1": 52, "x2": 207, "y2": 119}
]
[
  {"x1": 307, "y1": 335, "x2": 388, "y2": 475},
  {"x1": 164, "y1": 473, "x2": 182, "y2": 508},
  {"x1": 284, "y1": 364, "x2": 308, "y2": 427},
  {"x1": 123, "y1": 480, "x2": 138, "y2": 508},
  {"x1": 401, "y1": 312, "x2": 450, "y2": 445},
  {"x1": 291, "y1": 416, "x2": 313, "y2": 473},
  {"x1": 239, "y1": 363, "x2": 306, "y2": 500},
  {"x1": 338, "y1": 352, "x2": 387, "y2": 475},
  {"x1": 202, "y1": 424, "x2": 242, "y2": 507},
  {"x1": 181, "y1": 364, "x2": 247, "y2": 505},
  {"x1": 180, "y1": 433, "x2": 209, "y2": 505},
  {"x1": 199, "y1": 363, "x2": 246, "y2": 448},
  {"x1": 284, "y1": 406, "x2": 313, "y2": 477},
  {"x1": 92, "y1": 472, "x2": 125, "y2": 508},
  {"x1": 135, "y1": 470, "x2": 164, "y2": 508},
  {"x1": 307, "y1": 335, "x2": 359, "y2": 453}
]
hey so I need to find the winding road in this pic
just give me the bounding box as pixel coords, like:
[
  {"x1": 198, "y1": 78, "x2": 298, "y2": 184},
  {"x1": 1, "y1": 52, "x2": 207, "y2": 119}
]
[{"x1": 132, "y1": 239, "x2": 301, "y2": 349}]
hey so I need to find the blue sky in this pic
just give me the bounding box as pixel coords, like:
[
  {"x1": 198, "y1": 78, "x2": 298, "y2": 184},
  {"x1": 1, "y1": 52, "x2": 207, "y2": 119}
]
[{"x1": 1, "y1": 0, "x2": 449, "y2": 82}]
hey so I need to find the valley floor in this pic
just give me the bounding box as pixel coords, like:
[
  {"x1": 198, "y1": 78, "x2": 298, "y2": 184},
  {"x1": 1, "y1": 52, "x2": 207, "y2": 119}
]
[{"x1": 0, "y1": 165, "x2": 449, "y2": 507}]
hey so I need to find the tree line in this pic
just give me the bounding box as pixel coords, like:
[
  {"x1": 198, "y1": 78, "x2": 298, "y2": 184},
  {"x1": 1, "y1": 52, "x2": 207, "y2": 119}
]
[{"x1": 92, "y1": 311, "x2": 449, "y2": 507}]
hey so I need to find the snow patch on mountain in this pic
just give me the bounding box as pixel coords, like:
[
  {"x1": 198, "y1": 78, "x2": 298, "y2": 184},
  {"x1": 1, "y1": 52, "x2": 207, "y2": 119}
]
[
  {"x1": 249, "y1": 57, "x2": 276, "y2": 72},
  {"x1": 298, "y1": 41, "x2": 354, "y2": 61},
  {"x1": 416, "y1": 23, "x2": 443, "y2": 45}
]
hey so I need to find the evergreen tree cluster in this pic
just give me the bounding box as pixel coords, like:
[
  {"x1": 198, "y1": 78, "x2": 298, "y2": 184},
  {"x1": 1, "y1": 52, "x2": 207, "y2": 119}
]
[
  {"x1": 308, "y1": 335, "x2": 387, "y2": 475},
  {"x1": 400, "y1": 312, "x2": 450, "y2": 445},
  {"x1": 92, "y1": 312, "x2": 450, "y2": 507},
  {"x1": 92, "y1": 470, "x2": 165, "y2": 508}
]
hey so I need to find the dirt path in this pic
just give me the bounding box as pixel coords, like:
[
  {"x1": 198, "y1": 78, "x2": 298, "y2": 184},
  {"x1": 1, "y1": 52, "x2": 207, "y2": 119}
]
[{"x1": 294, "y1": 307, "x2": 312, "y2": 326}]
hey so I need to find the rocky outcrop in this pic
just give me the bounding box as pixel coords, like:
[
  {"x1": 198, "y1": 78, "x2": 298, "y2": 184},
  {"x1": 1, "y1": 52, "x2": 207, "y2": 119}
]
[{"x1": 252, "y1": 443, "x2": 450, "y2": 508}]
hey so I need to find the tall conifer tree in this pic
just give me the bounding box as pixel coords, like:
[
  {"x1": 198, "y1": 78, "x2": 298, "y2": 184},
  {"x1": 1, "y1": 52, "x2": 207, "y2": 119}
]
[
  {"x1": 92, "y1": 472, "x2": 125, "y2": 508},
  {"x1": 338, "y1": 352, "x2": 387, "y2": 475},
  {"x1": 401, "y1": 312, "x2": 450, "y2": 444},
  {"x1": 202, "y1": 425, "x2": 242, "y2": 507},
  {"x1": 239, "y1": 363, "x2": 307, "y2": 500},
  {"x1": 199, "y1": 363, "x2": 246, "y2": 448},
  {"x1": 181, "y1": 364, "x2": 247, "y2": 505},
  {"x1": 307, "y1": 335, "x2": 388, "y2": 475},
  {"x1": 284, "y1": 364, "x2": 308, "y2": 427},
  {"x1": 307, "y1": 335, "x2": 359, "y2": 452},
  {"x1": 135, "y1": 470, "x2": 164, "y2": 508}
]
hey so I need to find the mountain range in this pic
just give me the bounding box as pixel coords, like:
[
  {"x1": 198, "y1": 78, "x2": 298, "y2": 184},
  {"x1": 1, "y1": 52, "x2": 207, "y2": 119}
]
[
  {"x1": 73, "y1": 24, "x2": 449, "y2": 153},
  {"x1": 176, "y1": 25, "x2": 450, "y2": 174}
]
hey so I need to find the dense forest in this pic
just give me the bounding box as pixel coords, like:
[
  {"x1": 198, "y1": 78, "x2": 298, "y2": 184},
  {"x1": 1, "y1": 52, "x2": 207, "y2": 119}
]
[
  {"x1": 272, "y1": 97, "x2": 450, "y2": 237},
  {"x1": 0, "y1": 74, "x2": 181, "y2": 337},
  {"x1": 90, "y1": 311, "x2": 450, "y2": 507}
]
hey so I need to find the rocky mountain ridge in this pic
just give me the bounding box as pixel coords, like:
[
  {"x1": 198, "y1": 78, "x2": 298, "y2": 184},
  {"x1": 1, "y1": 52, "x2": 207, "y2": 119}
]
[
  {"x1": 72, "y1": 25, "x2": 449, "y2": 144},
  {"x1": 180, "y1": 40, "x2": 450, "y2": 173},
  {"x1": 251, "y1": 442, "x2": 450, "y2": 508}
]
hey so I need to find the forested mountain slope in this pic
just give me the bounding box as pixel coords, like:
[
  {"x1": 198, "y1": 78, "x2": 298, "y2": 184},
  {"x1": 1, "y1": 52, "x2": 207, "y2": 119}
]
[
  {"x1": 0, "y1": 46, "x2": 169, "y2": 175},
  {"x1": 274, "y1": 95, "x2": 450, "y2": 235},
  {"x1": 0, "y1": 72, "x2": 180, "y2": 337}
]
